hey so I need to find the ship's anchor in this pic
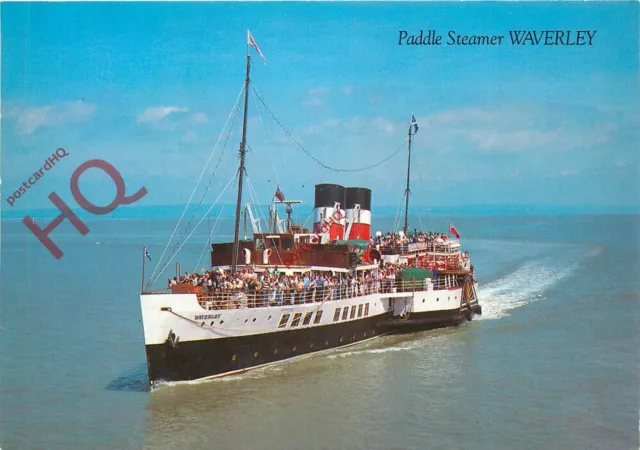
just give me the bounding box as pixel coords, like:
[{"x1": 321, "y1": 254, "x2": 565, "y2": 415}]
[{"x1": 165, "y1": 329, "x2": 180, "y2": 348}]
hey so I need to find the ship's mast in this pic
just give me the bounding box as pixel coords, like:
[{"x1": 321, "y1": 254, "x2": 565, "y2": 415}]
[
  {"x1": 403, "y1": 121, "x2": 413, "y2": 234},
  {"x1": 231, "y1": 49, "x2": 251, "y2": 274}
]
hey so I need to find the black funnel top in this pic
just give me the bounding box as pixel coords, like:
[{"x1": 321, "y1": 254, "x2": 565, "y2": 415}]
[
  {"x1": 314, "y1": 184, "x2": 346, "y2": 209},
  {"x1": 345, "y1": 187, "x2": 371, "y2": 210}
]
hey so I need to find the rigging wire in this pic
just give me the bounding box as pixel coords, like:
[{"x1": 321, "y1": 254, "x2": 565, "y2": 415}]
[
  {"x1": 411, "y1": 146, "x2": 434, "y2": 232},
  {"x1": 252, "y1": 93, "x2": 281, "y2": 188},
  {"x1": 252, "y1": 85, "x2": 408, "y2": 173},
  {"x1": 149, "y1": 83, "x2": 245, "y2": 283},
  {"x1": 245, "y1": 173, "x2": 272, "y2": 234},
  {"x1": 193, "y1": 203, "x2": 226, "y2": 274},
  {"x1": 392, "y1": 189, "x2": 406, "y2": 233},
  {"x1": 149, "y1": 172, "x2": 238, "y2": 285}
]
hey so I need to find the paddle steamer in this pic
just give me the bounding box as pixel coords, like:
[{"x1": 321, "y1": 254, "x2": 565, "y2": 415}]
[{"x1": 139, "y1": 31, "x2": 481, "y2": 387}]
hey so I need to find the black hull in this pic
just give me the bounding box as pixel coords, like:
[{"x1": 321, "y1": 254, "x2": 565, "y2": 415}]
[
  {"x1": 380, "y1": 305, "x2": 480, "y2": 333},
  {"x1": 145, "y1": 306, "x2": 480, "y2": 385}
]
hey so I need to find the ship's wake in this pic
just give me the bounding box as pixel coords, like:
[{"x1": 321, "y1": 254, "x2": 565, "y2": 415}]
[{"x1": 477, "y1": 246, "x2": 600, "y2": 320}]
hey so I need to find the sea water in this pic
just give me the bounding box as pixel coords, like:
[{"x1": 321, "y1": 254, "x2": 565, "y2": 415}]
[{"x1": 1, "y1": 214, "x2": 638, "y2": 449}]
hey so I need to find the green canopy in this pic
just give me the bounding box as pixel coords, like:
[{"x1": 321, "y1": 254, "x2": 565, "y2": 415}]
[
  {"x1": 335, "y1": 239, "x2": 369, "y2": 250},
  {"x1": 397, "y1": 267, "x2": 434, "y2": 280}
]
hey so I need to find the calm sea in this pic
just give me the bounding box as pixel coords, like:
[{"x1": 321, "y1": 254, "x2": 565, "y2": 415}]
[{"x1": 1, "y1": 214, "x2": 638, "y2": 449}]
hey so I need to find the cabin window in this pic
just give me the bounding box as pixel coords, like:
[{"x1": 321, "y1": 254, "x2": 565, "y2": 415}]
[
  {"x1": 268, "y1": 238, "x2": 279, "y2": 249},
  {"x1": 350, "y1": 305, "x2": 357, "y2": 319},
  {"x1": 342, "y1": 307, "x2": 349, "y2": 320},
  {"x1": 314, "y1": 310, "x2": 324, "y2": 324},
  {"x1": 302, "y1": 311, "x2": 313, "y2": 326},
  {"x1": 291, "y1": 313, "x2": 302, "y2": 327},
  {"x1": 333, "y1": 308, "x2": 341, "y2": 322},
  {"x1": 364, "y1": 303, "x2": 369, "y2": 316},
  {"x1": 256, "y1": 238, "x2": 265, "y2": 250},
  {"x1": 281, "y1": 237, "x2": 293, "y2": 250},
  {"x1": 278, "y1": 313, "x2": 291, "y2": 328},
  {"x1": 357, "y1": 304, "x2": 363, "y2": 317}
]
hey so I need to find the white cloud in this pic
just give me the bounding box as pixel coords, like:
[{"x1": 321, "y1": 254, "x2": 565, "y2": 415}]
[
  {"x1": 302, "y1": 97, "x2": 325, "y2": 108},
  {"x1": 190, "y1": 112, "x2": 208, "y2": 124},
  {"x1": 307, "y1": 86, "x2": 329, "y2": 96},
  {"x1": 416, "y1": 105, "x2": 618, "y2": 154},
  {"x1": 8, "y1": 101, "x2": 96, "y2": 134},
  {"x1": 372, "y1": 117, "x2": 397, "y2": 135},
  {"x1": 341, "y1": 86, "x2": 355, "y2": 96},
  {"x1": 138, "y1": 106, "x2": 188, "y2": 124},
  {"x1": 302, "y1": 87, "x2": 330, "y2": 109}
]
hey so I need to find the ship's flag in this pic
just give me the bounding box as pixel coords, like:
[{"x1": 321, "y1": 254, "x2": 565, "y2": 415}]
[
  {"x1": 247, "y1": 30, "x2": 266, "y2": 63},
  {"x1": 411, "y1": 114, "x2": 419, "y2": 134},
  {"x1": 450, "y1": 223, "x2": 461, "y2": 239},
  {"x1": 274, "y1": 185, "x2": 285, "y2": 202},
  {"x1": 145, "y1": 247, "x2": 152, "y2": 261}
]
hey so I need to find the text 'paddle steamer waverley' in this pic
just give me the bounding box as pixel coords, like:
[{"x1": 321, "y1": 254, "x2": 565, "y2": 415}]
[{"x1": 139, "y1": 31, "x2": 481, "y2": 388}]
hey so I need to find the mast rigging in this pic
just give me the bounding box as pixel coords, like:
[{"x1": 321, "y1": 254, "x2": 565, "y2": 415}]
[{"x1": 232, "y1": 52, "x2": 251, "y2": 274}]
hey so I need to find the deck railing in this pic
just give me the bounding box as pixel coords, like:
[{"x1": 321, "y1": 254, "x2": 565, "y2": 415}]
[
  {"x1": 379, "y1": 241, "x2": 460, "y2": 255},
  {"x1": 190, "y1": 277, "x2": 458, "y2": 311}
]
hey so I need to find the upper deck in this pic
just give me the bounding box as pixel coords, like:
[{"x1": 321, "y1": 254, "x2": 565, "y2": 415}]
[{"x1": 379, "y1": 239, "x2": 461, "y2": 256}]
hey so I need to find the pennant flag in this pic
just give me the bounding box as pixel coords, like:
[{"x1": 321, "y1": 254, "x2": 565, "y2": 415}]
[
  {"x1": 145, "y1": 248, "x2": 152, "y2": 261},
  {"x1": 411, "y1": 114, "x2": 419, "y2": 134},
  {"x1": 449, "y1": 223, "x2": 460, "y2": 239},
  {"x1": 274, "y1": 185, "x2": 285, "y2": 202},
  {"x1": 247, "y1": 30, "x2": 266, "y2": 63}
]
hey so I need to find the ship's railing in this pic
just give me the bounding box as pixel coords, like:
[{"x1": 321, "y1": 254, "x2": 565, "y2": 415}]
[
  {"x1": 379, "y1": 241, "x2": 460, "y2": 256},
  {"x1": 193, "y1": 277, "x2": 459, "y2": 311}
]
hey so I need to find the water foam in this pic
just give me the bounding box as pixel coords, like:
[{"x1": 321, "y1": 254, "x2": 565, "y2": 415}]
[{"x1": 477, "y1": 257, "x2": 578, "y2": 320}]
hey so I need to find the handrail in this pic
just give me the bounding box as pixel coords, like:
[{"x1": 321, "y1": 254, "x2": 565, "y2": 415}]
[
  {"x1": 379, "y1": 243, "x2": 461, "y2": 255},
  {"x1": 189, "y1": 277, "x2": 460, "y2": 311}
]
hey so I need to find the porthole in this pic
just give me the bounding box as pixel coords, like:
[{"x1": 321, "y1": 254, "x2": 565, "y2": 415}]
[
  {"x1": 253, "y1": 318, "x2": 257, "y2": 322},
  {"x1": 352, "y1": 334, "x2": 356, "y2": 340},
  {"x1": 210, "y1": 321, "x2": 214, "y2": 326},
  {"x1": 201, "y1": 322, "x2": 205, "y2": 326},
  {"x1": 364, "y1": 332, "x2": 367, "y2": 337},
  {"x1": 245, "y1": 319, "x2": 248, "y2": 323},
  {"x1": 293, "y1": 346, "x2": 297, "y2": 351},
  {"x1": 220, "y1": 320, "x2": 224, "y2": 324},
  {"x1": 448, "y1": 297, "x2": 450, "y2": 300},
  {"x1": 455, "y1": 296, "x2": 457, "y2": 299},
  {"x1": 436, "y1": 298, "x2": 439, "y2": 302},
  {"x1": 232, "y1": 354, "x2": 237, "y2": 361},
  {"x1": 340, "y1": 337, "x2": 343, "y2": 343},
  {"x1": 422, "y1": 299, "x2": 425, "y2": 303},
  {"x1": 268, "y1": 315, "x2": 272, "y2": 320},
  {"x1": 325, "y1": 340, "x2": 329, "y2": 345},
  {"x1": 309, "y1": 342, "x2": 314, "y2": 348},
  {"x1": 274, "y1": 348, "x2": 279, "y2": 354},
  {"x1": 253, "y1": 352, "x2": 258, "y2": 358}
]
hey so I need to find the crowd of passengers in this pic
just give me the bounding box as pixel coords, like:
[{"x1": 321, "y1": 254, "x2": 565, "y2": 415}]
[
  {"x1": 372, "y1": 230, "x2": 451, "y2": 250},
  {"x1": 168, "y1": 262, "x2": 412, "y2": 303}
]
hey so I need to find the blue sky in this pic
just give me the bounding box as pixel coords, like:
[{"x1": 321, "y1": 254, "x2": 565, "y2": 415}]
[{"x1": 2, "y1": 2, "x2": 638, "y2": 217}]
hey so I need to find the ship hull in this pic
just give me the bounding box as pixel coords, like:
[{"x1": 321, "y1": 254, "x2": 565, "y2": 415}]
[
  {"x1": 141, "y1": 285, "x2": 479, "y2": 386},
  {"x1": 145, "y1": 314, "x2": 384, "y2": 384}
]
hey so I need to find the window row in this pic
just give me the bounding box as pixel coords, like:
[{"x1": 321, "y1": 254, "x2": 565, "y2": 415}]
[
  {"x1": 332, "y1": 303, "x2": 369, "y2": 322},
  {"x1": 278, "y1": 310, "x2": 324, "y2": 329}
]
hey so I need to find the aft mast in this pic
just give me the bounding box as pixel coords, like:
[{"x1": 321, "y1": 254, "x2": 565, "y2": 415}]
[
  {"x1": 231, "y1": 34, "x2": 252, "y2": 274},
  {"x1": 403, "y1": 115, "x2": 417, "y2": 234}
]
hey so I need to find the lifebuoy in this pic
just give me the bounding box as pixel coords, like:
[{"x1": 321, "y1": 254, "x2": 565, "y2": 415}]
[
  {"x1": 263, "y1": 248, "x2": 272, "y2": 264},
  {"x1": 310, "y1": 234, "x2": 319, "y2": 244}
]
